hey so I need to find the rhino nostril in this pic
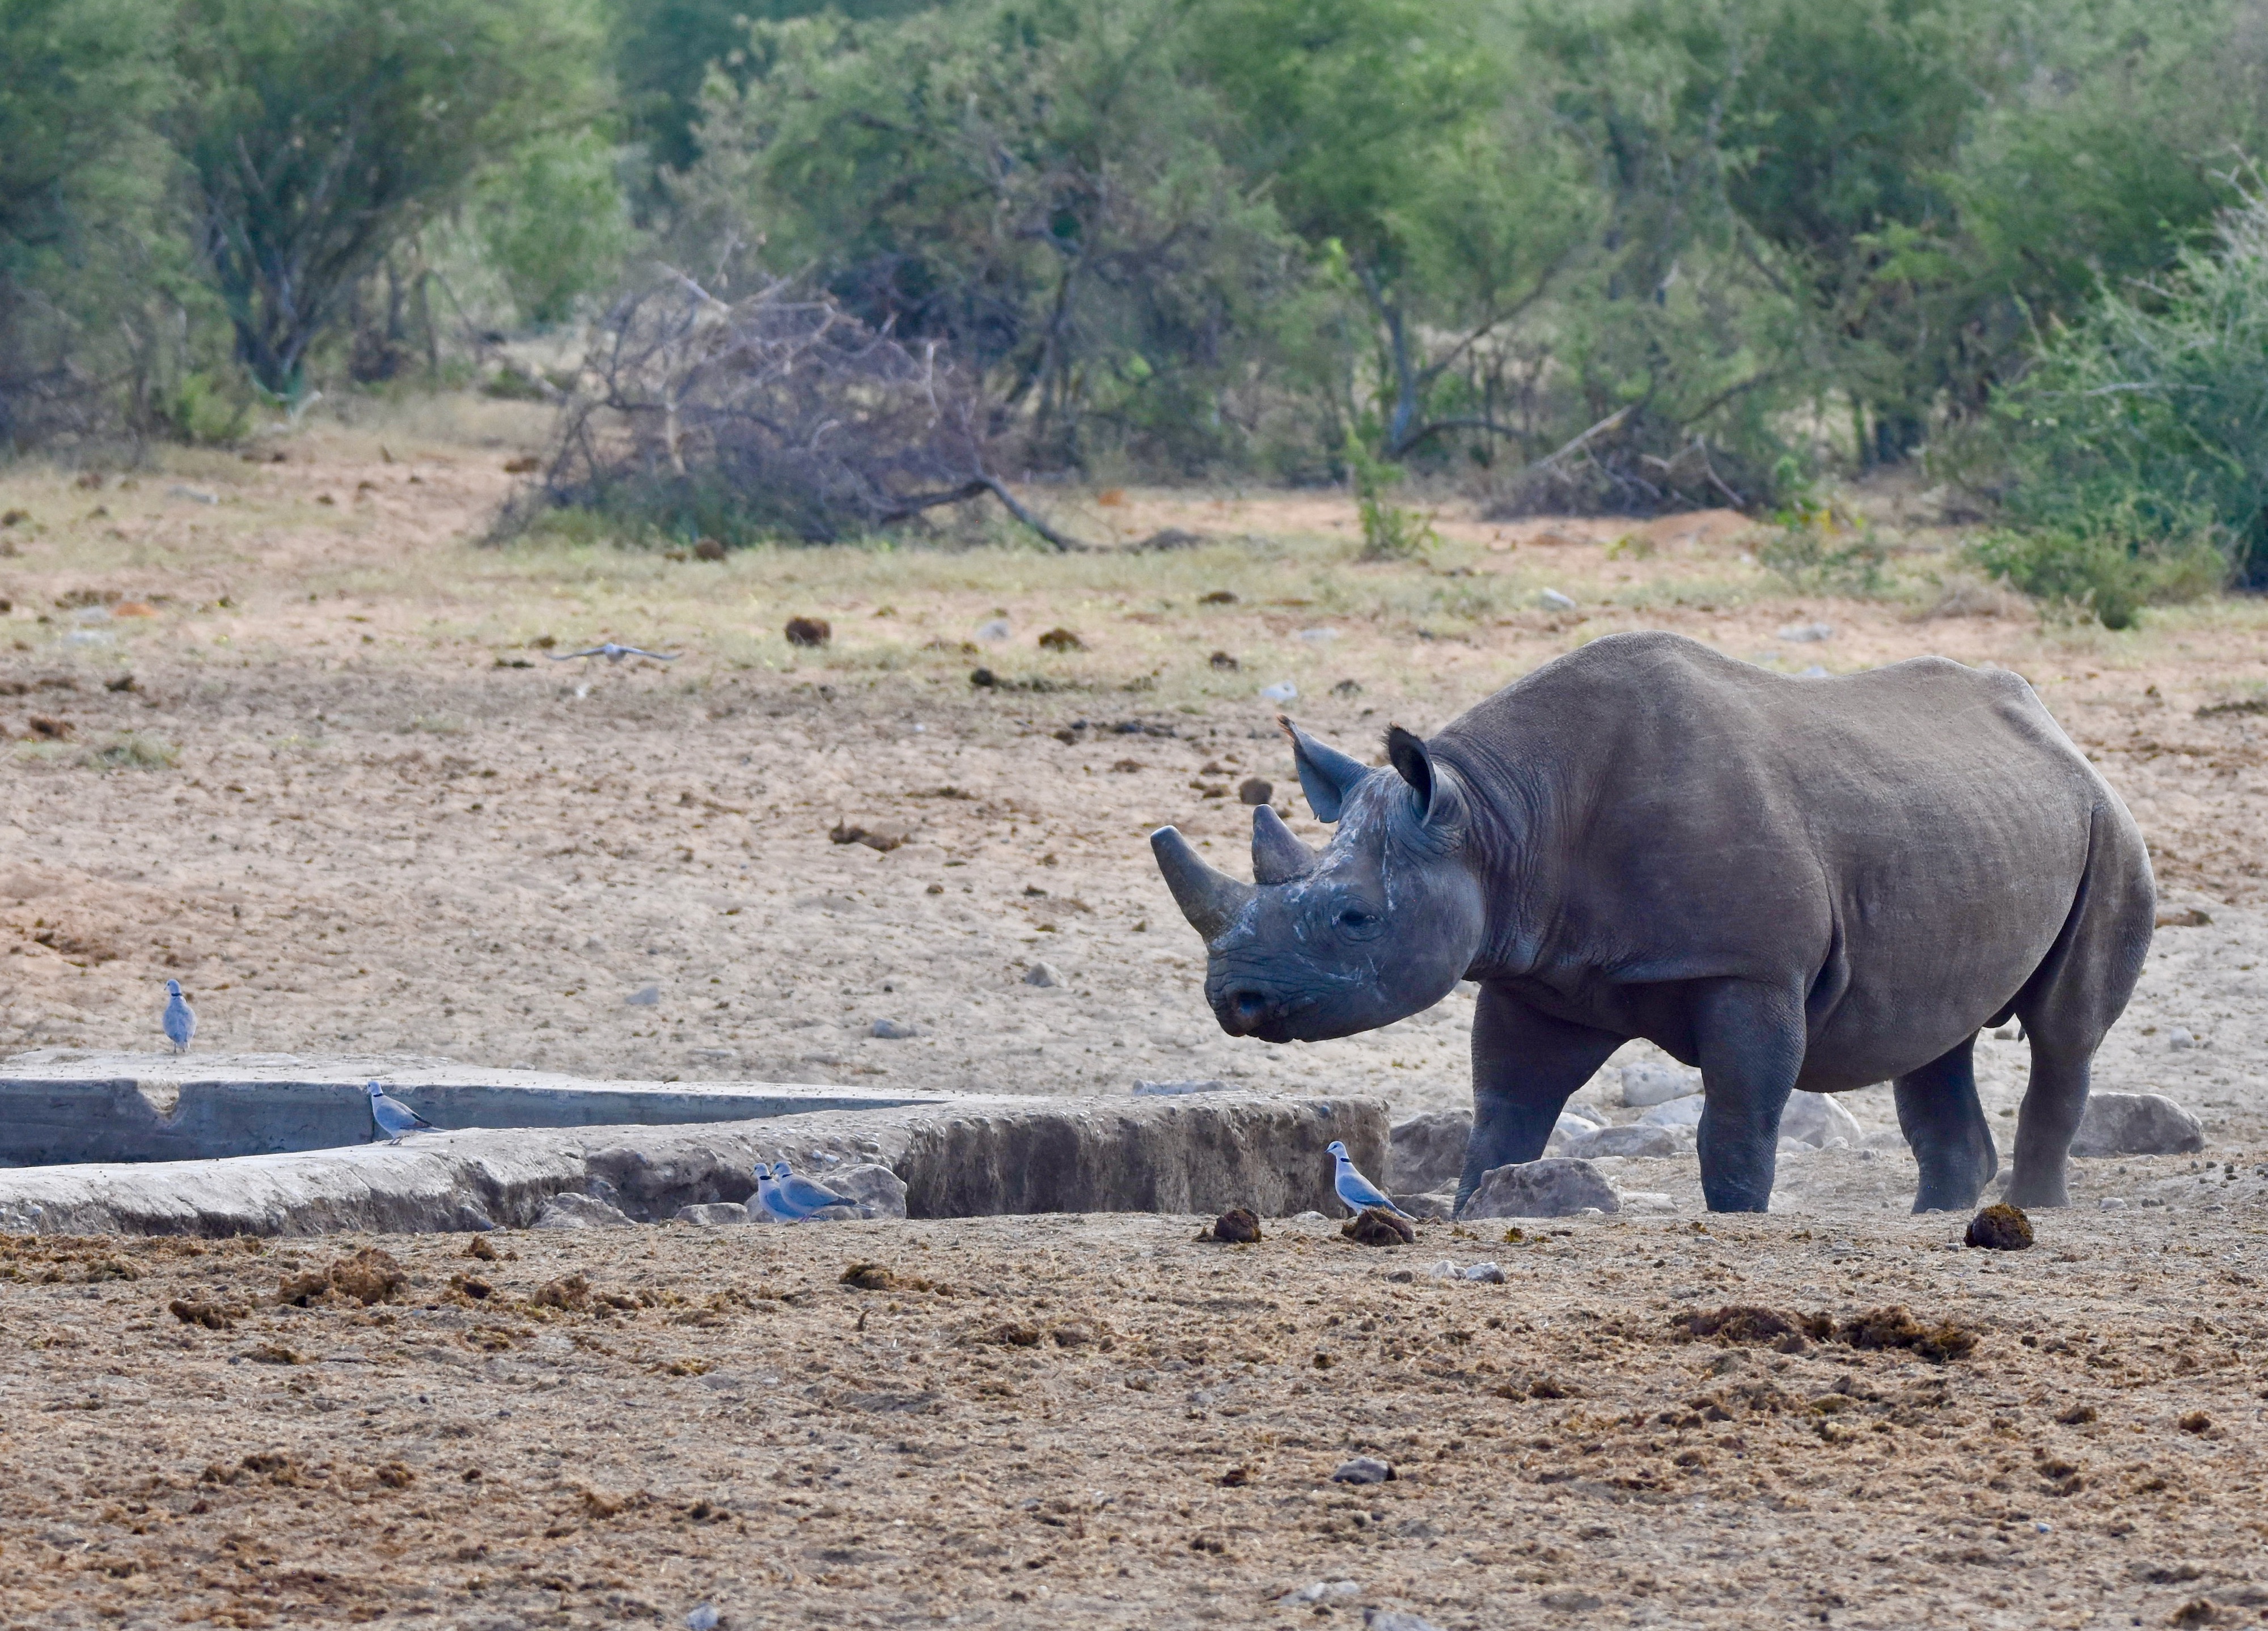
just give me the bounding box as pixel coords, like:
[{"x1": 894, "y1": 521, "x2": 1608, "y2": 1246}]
[{"x1": 1228, "y1": 989, "x2": 1270, "y2": 1023}]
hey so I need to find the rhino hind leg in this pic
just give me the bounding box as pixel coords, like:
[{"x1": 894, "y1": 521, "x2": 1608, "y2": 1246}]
[
  {"x1": 2005, "y1": 799, "x2": 2156, "y2": 1209},
  {"x1": 1895, "y1": 1037, "x2": 1998, "y2": 1212}
]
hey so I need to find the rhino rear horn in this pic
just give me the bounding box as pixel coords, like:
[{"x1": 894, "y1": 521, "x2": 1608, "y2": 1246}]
[
  {"x1": 1279, "y1": 716, "x2": 1370, "y2": 823},
  {"x1": 1250, "y1": 804, "x2": 1319, "y2": 884},
  {"x1": 1150, "y1": 825, "x2": 1256, "y2": 941}
]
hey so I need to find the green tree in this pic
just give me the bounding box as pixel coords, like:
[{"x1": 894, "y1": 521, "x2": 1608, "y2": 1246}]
[
  {"x1": 476, "y1": 129, "x2": 638, "y2": 328},
  {"x1": 684, "y1": 0, "x2": 1298, "y2": 472},
  {"x1": 174, "y1": 0, "x2": 605, "y2": 395}
]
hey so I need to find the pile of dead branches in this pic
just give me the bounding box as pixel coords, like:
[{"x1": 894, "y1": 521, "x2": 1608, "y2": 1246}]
[{"x1": 501, "y1": 270, "x2": 1089, "y2": 549}]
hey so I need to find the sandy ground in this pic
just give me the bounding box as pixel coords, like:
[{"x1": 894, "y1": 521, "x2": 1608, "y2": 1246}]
[
  {"x1": 5, "y1": 400, "x2": 2268, "y2": 1625},
  {"x1": 2, "y1": 1194, "x2": 2266, "y2": 1631}
]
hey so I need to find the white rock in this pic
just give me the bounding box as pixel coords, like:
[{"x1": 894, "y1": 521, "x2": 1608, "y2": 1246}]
[
  {"x1": 1641, "y1": 1096, "x2": 1706, "y2": 1131},
  {"x1": 1423, "y1": 1259, "x2": 1460, "y2": 1279},
  {"x1": 2070, "y1": 1093, "x2": 2205, "y2": 1157},
  {"x1": 1280, "y1": 1581, "x2": 1361, "y2": 1605},
  {"x1": 2099, "y1": 1197, "x2": 2129, "y2": 1210},
  {"x1": 1620, "y1": 1191, "x2": 1677, "y2": 1213},
  {"x1": 1565, "y1": 1123, "x2": 1678, "y2": 1159},
  {"x1": 1296, "y1": 627, "x2": 1339, "y2": 643},
  {"x1": 1461, "y1": 1157, "x2": 1620, "y2": 1219},
  {"x1": 1459, "y1": 1261, "x2": 1507, "y2": 1283},
  {"x1": 625, "y1": 984, "x2": 661, "y2": 1007},
  {"x1": 822, "y1": 1162, "x2": 909, "y2": 1218},
  {"x1": 534, "y1": 1192, "x2": 636, "y2": 1230},
  {"x1": 976, "y1": 617, "x2": 1012, "y2": 642},
  {"x1": 870, "y1": 1019, "x2": 917, "y2": 1039},
  {"x1": 1387, "y1": 1109, "x2": 1470, "y2": 1192},
  {"x1": 1781, "y1": 1093, "x2": 1865, "y2": 1149},
  {"x1": 1776, "y1": 621, "x2": 1834, "y2": 642},
  {"x1": 2168, "y1": 1028, "x2": 2196, "y2": 1050},
  {"x1": 1258, "y1": 681, "x2": 1298, "y2": 703},
  {"x1": 1620, "y1": 1061, "x2": 1702, "y2": 1108},
  {"x1": 1330, "y1": 1457, "x2": 1393, "y2": 1485},
  {"x1": 1023, "y1": 961, "x2": 1065, "y2": 988},
  {"x1": 675, "y1": 1202, "x2": 749, "y2": 1226}
]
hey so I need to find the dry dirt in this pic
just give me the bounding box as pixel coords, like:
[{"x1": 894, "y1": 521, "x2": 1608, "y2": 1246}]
[
  {"x1": 1, "y1": 1201, "x2": 2266, "y2": 1631},
  {"x1": 5, "y1": 400, "x2": 2268, "y2": 1626}
]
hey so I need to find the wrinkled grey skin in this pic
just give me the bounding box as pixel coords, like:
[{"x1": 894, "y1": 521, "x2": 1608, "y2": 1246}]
[{"x1": 1152, "y1": 632, "x2": 2153, "y2": 1215}]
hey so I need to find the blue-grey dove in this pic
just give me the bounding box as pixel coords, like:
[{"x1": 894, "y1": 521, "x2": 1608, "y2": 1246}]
[
  {"x1": 162, "y1": 980, "x2": 195, "y2": 1053},
  {"x1": 1327, "y1": 1139, "x2": 1410, "y2": 1219},
  {"x1": 547, "y1": 642, "x2": 678, "y2": 663},
  {"x1": 772, "y1": 1159, "x2": 861, "y2": 1220},
  {"x1": 367, "y1": 1081, "x2": 438, "y2": 1144}
]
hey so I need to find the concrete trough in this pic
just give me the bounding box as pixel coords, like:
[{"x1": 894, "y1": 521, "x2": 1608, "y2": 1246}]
[
  {"x1": 0, "y1": 1051, "x2": 944, "y2": 1166},
  {"x1": 0, "y1": 1053, "x2": 1385, "y2": 1238}
]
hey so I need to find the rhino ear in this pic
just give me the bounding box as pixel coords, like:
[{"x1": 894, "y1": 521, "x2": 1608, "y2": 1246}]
[
  {"x1": 1280, "y1": 716, "x2": 1369, "y2": 823},
  {"x1": 1386, "y1": 725, "x2": 1468, "y2": 846}
]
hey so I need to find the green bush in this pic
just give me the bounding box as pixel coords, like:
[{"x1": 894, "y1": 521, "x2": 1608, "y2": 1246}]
[
  {"x1": 1987, "y1": 193, "x2": 2268, "y2": 591},
  {"x1": 1966, "y1": 523, "x2": 2224, "y2": 631}
]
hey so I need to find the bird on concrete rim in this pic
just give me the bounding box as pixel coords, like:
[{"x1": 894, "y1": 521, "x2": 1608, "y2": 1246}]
[
  {"x1": 366, "y1": 1081, "x2": 438, "y2": 1145},
  {"x1": 1326, "y1": 1139, "x2": 1411, "y2": 1221},
  {"x1": 547, "y1": 642, "x2": 678, "y2": 663},
  {"x1": 772, "y1": 1159, "x2": 864, "y2": 1220},
  {"x1": 162, "y1": 979, "x2": 196, "y2": 1053}
]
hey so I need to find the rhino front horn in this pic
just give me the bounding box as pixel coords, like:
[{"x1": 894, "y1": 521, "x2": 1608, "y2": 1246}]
[{"x1": 1150, "y1": 825, "x2": 1256, "y2": 941}]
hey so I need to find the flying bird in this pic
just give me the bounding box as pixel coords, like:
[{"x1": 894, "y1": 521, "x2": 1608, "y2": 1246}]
[
  {"x1": 367, "y1": 1081, "x2": 438, "y2": 1145},
  {"x1": 546, "y1": 642, "x2": 678, "y2": 663},
  {"x1": 1326, "y1": 1139, "x2": 1411, "y2": 1221},
  {"x1": 771, "y1": 1159, "x2": 864, "y2": 1220},
  {"x1": 162, "y1": 980, "x2": 196, "y2": 1053}
]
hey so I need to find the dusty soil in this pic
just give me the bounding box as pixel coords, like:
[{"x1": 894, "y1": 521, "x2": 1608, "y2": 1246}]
[
  {"x1": 3, "y1": 1197, "x2": 2267, "y2": 1630},
  {"x1": 6, "y1": 399, "x2": 2268, "y2": 1625}
]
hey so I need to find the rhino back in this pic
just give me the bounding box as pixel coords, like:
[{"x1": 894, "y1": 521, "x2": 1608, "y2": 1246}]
[{"x1": 1434, "y1": 633, "x2": 2129, "y2": 1082}]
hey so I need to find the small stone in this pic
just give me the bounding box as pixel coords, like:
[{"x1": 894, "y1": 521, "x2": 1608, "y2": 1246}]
[
  {"x1": 1330, "y1": 1456, "x2": 1393, "y2": 1485},
  {"x1": 830, "y1": 816, "x2": 910, "y2": 852},
  {"x1": 534, "y1": 1193, "x2": 636, "y2": 1230},
  {"x1": 1537, "y1": 588, "x2": 1577, "y2": 612},
  {"x1": 820, "y1": 1163, "x2": 908, "y2": 1219},
  {"x1": 1965, "y1": 1202, "x2": 2034, "y2": 1251},
  {"x1": 1133, "y1": 1078, "x2": 1228, "y2": 1096},
  {"x1": 1395, "y1": 1192, "x2": 1455, "y2": 1222},
  {"x1": 674, "y1": 1202, "x2": 750, "y2": 1227},
  {"x1": 976, "y1": 618, "x2": 1012, "y2": 642},
  {"x1": 693, "y1": 538, "x2": 726, "y2": 562},
  {"x1": 1296, "y1": 626, "x2": 1338, "y2": 643},
  {"x1": 1780, "y1": 1093, "x2": 1865, "y2": 1147},
  {"x1": 687, "y1": 1606, "x2": 721, "y2": 1631},
  {"x1": 1258, "y1": 681, "x2": 1298, "y2": 703},
  {"x1": 1619, "y1": 1061, "x2": 1702, "y2": 1107},
  {"x1": 1341, "y1": 1207, "x2": 1416, "y2": 1246},
  {"x1": 1565, "y1": 1123, "x2": 1677, "y2": 1159},
  {"x1": 1363, "y1": 1611, "x2": 1445, "y2": 1631},
  {"x1": 870, "y1": 1019, "x2": 918, "y2": 1039},
  {"x1": 784, "y1": 616, "x2": 830, "y2": 647},
  {"x1": 1640, "y1": 1096, "x2": 1706, "y2": 1132},
  {"x1": 1460, "y1": 1261, "x2": 1507, "y2": 1283},
  {"x1": 1023, "y1": 960, "x2": 1065, "y2": 988},
  {"x1": 2168, "y1": 1027, "x2": 2196, "y2": 1050},
  {"x1": 625, "y1": 984, "x2": 661, "y2": 1007},
  {"x1": 2071, "y1": 1092, "x2": 2205, "y2": 1157},
  {"x1": 2099, "y1": 1197, "x2": 2129, "y2": 1211},
  {"x1": 1776, "y1": 621, "x2": 1834, "y2": 642},
  {"x1": 1462, "y1": 1157, "x2": 1620, "y2": 1219},
  {"x1": 1209, "y1": 1206, "x2": 1262, "y2": 1244},
  {"x1": 1541, "y1": 1589, "x2": 1605, "y2": 1612},
  {"x1": 1279, "y1": 1581, "x2": 1360, "y2": 1606},
  {"x1": 1237, "y1": 776, "x2": 1273, "y2": 806}
]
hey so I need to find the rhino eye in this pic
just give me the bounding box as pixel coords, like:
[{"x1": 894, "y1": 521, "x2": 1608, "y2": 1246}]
[{"x1": 1335, "y1": 905, "x2": 1382, "y2": 937}]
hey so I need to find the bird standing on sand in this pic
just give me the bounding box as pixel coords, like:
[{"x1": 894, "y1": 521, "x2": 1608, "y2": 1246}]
[
  {"x1": 547, "y1": 642, "x2": 678, "y2": 664},
  {"x1": 367, "y1": 1081, "x2": 438, "y2": 1145},
  {"x1": 752, "y1": 1162, "x2": 800, "y2": 1225},
  {"x1": 771, "y1": 1159, "x2": 864, "y2": 1220},
  {"x1": 162, "y1": 980, "x2": 196, "y2": 1053},
  {"x1": 1326, "y1": 1139, "x2": 1411, "y2": 1220}
]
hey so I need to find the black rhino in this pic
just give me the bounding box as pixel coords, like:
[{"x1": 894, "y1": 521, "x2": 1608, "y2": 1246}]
[{"x1": 1150, "y1": 632, "x2": 2153, "y2": 1214}]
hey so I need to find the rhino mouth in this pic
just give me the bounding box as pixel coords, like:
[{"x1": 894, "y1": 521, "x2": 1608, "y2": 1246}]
[{"x1": 1209, "y1": 985, "x2": 1323, "y2": 1042}]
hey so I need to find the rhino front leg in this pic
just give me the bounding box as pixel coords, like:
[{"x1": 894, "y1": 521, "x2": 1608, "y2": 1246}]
[
  {"x1": 1691, "y1": 978, "x2": 1806, "y2": 1213},
  {"x1": 1454, "y1": 985, "x2": 1623, "y2": 1214}
]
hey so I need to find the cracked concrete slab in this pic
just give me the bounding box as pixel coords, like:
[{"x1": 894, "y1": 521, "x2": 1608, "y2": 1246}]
[{"x1": 0, "y1": 1077, "x2": 1383, "y2": 1238}]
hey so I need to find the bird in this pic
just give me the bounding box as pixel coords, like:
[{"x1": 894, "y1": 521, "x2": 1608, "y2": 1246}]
[
  {"x1": 1326, "y1": 1139, "x2": 1411, "y2": 1221},
  {"x1": 162, "y1": 979, "x2": 196, "y2": 1053},
  {"x1": 367, "y1": 1081, "x2": 438, "y2": 1145},
  {"x1": 771, "y1": 1159, "x2": 864, "y2": 1220},
  {"x1": 546, "y1": 642, "x2": 678, "y2": 664},
  {"x1": 752, "y1": 1162, "x2": 801, "y2": 1225}
]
